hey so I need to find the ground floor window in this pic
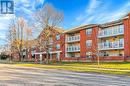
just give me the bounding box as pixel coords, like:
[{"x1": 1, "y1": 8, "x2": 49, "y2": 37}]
[
  {"x1": 100, "y1": 50, "x2": 124, "y2": 56},
  {"x1": 86, "y1": 55, "x2": 92, "y2": 58},
  {"x1": 86, "y1": 52, "x2": 92, "y2": 58}
]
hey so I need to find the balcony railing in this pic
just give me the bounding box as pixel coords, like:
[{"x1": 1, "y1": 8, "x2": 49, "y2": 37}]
[
  {"x1": 98, "y1": 26, "x2": 124, "y2": 38},
  {"x1": 98, "y1": 41, "x2": 124, "y2": 50},
  {"x1": 67, "y1": 46, "x2": 80, "y2": 52},
  {"x1": 66, "y1": 35, "x2": 80, "y2": 42}
]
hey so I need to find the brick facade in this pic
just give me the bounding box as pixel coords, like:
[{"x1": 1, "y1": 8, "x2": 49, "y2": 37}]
[
  {"x1": 62, "y1": 13, "x2": 130, "y2": 62},
  {"x1": 16, "y1": 12, "x2": 130, "y2": 62}
]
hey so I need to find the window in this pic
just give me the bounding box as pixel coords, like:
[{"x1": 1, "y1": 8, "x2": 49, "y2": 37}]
[
  {"x1": 86, "y1": 28, "x2": 92, "y2": 35},
  {"x1": 71, "y1": 53, "x2": 75, "y2": 57},
  {"x1": 120, "y1": 25, "x2": 124, "y2": 29},
  {"x1": 72, "y1": 36, "x2": 74, "y2": 40},
  {"x1": 56, "y1": 44, "x2": 60, "y2": 50},
  {"x1": 56, "y1": 34, "x2": 60, "y2": 40},
  {"x1": 86, "y1": 40, "x2": 92, "y2": 47},
  {"x1": 77, "y1": 35, "x2": 80, "y2": 40},
  {"x1": 114, "y1": 26, "x2": 118, "y2": 34},
  {"x1": 119, "y1": 25, "x2": 124, "y2": 33},
  {"x1": 48, "y1": 37, "x2": 53, "y2": 45},
  {"x1": 86, "y1": 52, "x2": 92, "y2": 58},
  {"x1": 68, "y1": 37, "x2": 71, "y2": 41},
  {"x1": 119, "y1": 38, "x2": 124, "y2": 47}
]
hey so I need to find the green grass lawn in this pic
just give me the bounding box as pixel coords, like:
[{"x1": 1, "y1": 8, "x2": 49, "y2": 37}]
[{"x1": 15, "y1": 62, "x2": 130, "y2": 75}]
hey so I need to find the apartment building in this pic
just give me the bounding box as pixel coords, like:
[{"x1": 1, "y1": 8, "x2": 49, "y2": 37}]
[
  {"x1": 98, "y1": 20, "x2": 125, "y2": 61},
  {"x1": 61, "y1": 12, "x2": 130, "y2": 62},
  {"x1": 34, "y1": 27, "x2": 65, "y2": 62},
  {"x1": 62, "y1": 24, "x2": 98, "y2": 62},
  {"x1": 30, "y1": 12, "x2": 130, "y2": 62}
]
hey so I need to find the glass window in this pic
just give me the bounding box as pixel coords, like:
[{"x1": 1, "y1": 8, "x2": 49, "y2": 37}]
[
  {"x1": 69, "y1": 37, "x2": 71, "y2": 41},
  {"x1": 77, "y1": 35, "x2": 80, "y2": 40},
  {"x1": 86, "y1": 28, "x2": 92, "y2": 35},
  {"x1": 72, "y1": 36, "x2": 74, "y2": 40},
  {"x1": 86, "y1": 52, "x2": 92, "y2": 58},
  {"x1": 71, "y1": 53, "x2": 75, "y2": 57},
  {"x1": 109, "y1": 28, "x2": 112, "y2": 35},
  {"x1": 113, "y1": 26, "x2": 118, "y2": 34},
  {"x1": 120, "y1": 25, "x2": 124, "y2": 29},
  {"x1": 67, "y1": 47, "x2": 69, "y2": 51},
  {"x1": 119, "y1": 25, "x2": 124, "y2": 33},
  {"x1": 56, "y1": 44, "x2": 60, "y2": 50},
  {"x1": 86, "y1": 40, "x2": 92, "y2": 47},
  {"x1": 56, "y1": 34, "x2": 60, "y2": 40},
  {"x1": 119, "y1": 38, "x2": 124, "y2": 47},
  {"x1": 68, "y1": 47, "x2": 71, "y2": 51}
]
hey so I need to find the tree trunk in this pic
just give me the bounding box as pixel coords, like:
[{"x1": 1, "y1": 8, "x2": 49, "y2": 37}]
[
  {"x1": 18, "y1": 52, "x2": 21, "y2": 61},
  {"x1": 25, "y1": 49, "x2": 28, "y2": 61},
  {"x1": 46, "y1": 51, "x2": 49, "y2": 64}
]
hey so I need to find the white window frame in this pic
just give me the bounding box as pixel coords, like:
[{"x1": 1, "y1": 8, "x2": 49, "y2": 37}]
[
  {"x1": 56, "y1": 34, "x2": 60, "y2": 40},
  {"x1": 86, "y1": 28, "x2": 92, "y2": 35},
  {"x1": 86, "y1": 40, "x2": 92, "y2": 47},
  {"x1": 56, "y1": 44, "x2": 60, "y2": 50}
]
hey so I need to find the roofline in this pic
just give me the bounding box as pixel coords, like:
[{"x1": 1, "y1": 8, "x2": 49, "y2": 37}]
[
  {"x1": 98, "y1": 12, "x2": 130, "y2": 28},
  {"x1": 64, "y1": 19, "x2": 124, "y2": 33},
  {"x1": 64, "y1": 24, "x2": 98, "y2": 33},
  {"x1": 121, "y1": 11, "x2": 130, "y2": 19},
  {"x1": 37, "y1": 26, "x2": 65, "y2": 38},
  {"x1": 99, "y1": 19, "x2": 123, "y2": 28}
]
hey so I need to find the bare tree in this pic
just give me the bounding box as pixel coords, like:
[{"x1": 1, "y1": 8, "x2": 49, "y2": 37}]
[
  {"x1": 92, "y1": 27, "x2": 100, "y2": 65},
  {"x1": 24, "y1": 27, "x2": 33, "y2": 61},
  {"x1": 7, "y1": 17, "x2": 33, "y2": 61},
  {"x1": 6, "y1": 19, "x2": 17, "y2": 61},
  {"x1": 85, "y1": 27, "x2": 101, "y2": 65},
  {"x1": 34, "y1": 3, "x2": 64, "y2": 63}
]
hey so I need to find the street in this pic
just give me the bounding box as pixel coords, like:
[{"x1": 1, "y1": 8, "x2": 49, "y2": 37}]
[{"x1": 0, "y1": 64, "x2": 130, "y2": 86}]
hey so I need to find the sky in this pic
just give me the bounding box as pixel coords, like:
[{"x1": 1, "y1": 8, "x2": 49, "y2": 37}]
[{"x1": 0, "y1": 0, "x2": 130, "y2": 45}]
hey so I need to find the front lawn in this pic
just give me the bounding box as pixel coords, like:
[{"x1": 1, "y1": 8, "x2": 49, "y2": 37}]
[{"x1": 15, "y1": 62, "x2": 130, "y2": 75}]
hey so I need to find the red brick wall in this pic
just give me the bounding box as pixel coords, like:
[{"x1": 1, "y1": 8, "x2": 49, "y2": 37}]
[
  {"x1": 95, "y1": 56, "x2": 124, "y2": 61},
  {"x1": 80, "y1": 26, "x2": 99, "y2": 58},
  {"x1": 123, "y1": 14, "x2": 130, "y2": 59},
  {"x1": 33, "y1": 13, "x2": 130, "y2": 62},
  {"x1": 36, "y1": 28, "x2": 65, "y2": 60},
  {"x1": 80, "y1": 29, "x2": 86, "y2": 58},
  {"x1": 86, "y1": 26, "x2": 98, "y2": 55},
  {"x1": 60, "y1": 34, "x2": 65, "y2": 59}
]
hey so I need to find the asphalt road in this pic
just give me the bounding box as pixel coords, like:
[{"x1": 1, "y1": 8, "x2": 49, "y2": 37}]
[{"x1": 0, "y1": 64, "x2": 130, "y2": 86}]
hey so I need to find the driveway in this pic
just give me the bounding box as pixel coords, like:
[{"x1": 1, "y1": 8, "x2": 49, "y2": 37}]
[{"x1": 0, "y1": 64, "x2": 130, "y2": 86}]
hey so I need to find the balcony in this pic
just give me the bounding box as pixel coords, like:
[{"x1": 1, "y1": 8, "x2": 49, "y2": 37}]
[
  {"x1": 98, "y1": 41, "x2": 124, "y2": 50},
  {"x1": 66, "y1": 35, "x2": 80, "y2": 43},
  {"x1": 98, "y1": 26, "x2": 124, "y2": 38},
  {"x1": 67, "y1": 46, "x2": 80, "y2": 52}
]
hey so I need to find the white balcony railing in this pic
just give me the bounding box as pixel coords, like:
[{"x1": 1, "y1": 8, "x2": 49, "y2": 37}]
[
  {"x1": 67, "y1": 46, "x2": 80, "y2": 52},
  {"x1": 98, "y1": 41, "x2": 124, "y2": 50},
  {"x1": 98, "y1": 26, "x2": 124, "y2": 38},
  {"x1": 66, "y1": 35, "x2": 80, "y2": 42}
]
